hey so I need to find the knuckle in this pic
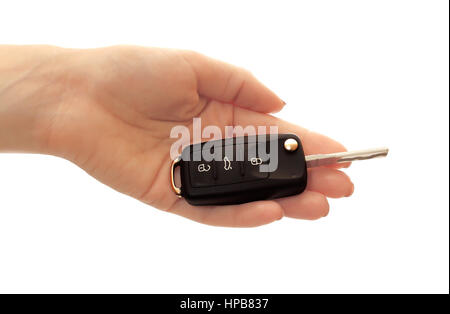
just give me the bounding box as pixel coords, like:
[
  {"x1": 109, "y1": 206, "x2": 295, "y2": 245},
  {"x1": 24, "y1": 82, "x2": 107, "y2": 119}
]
[{"x1": 180, "y1": 49, "x2": 203, "y2": 63}]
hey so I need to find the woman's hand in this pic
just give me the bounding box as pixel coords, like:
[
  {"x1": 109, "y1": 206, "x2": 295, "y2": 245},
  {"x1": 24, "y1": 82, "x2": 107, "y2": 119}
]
[{"x1": 0, "y1": 45, "x2": 354, "y2": 227}]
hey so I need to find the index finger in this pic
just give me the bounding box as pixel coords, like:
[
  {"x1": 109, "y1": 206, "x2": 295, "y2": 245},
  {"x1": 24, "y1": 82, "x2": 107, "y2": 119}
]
[{"x1": 181, "y1": 50, "x2": 285, "y2": 113}]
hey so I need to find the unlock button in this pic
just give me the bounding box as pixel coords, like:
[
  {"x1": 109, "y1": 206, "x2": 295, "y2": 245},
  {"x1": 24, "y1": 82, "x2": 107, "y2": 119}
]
[
  {"x1": 197, "y1": 163, "x2": 211, "y2": 172},
  {"x1": 189, "y1": 161, "x2": 216, "y2": 187}
]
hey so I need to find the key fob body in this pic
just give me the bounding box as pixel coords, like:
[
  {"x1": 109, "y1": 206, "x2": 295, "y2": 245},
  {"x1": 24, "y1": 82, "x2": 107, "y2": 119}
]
[{"x1": 177, "y1": 134, "x2": 307, "y2": 205}]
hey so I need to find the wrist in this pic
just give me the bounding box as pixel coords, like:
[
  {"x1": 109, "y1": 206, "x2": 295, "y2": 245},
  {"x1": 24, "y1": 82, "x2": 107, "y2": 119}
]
[{"x1": 0, "y1": 45, "x2": 75, "y2": 154}]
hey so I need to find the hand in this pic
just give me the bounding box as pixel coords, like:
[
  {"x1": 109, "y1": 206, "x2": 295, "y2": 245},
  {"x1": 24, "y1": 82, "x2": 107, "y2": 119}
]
[{"x1": 0, "y1": 45, "x2": 354, "y2": 227}]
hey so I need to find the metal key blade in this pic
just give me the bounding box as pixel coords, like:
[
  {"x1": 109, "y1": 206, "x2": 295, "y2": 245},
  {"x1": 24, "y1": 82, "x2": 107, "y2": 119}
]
[{"x1": 305, "y1": 147, "x2": 389, "y2": 168}]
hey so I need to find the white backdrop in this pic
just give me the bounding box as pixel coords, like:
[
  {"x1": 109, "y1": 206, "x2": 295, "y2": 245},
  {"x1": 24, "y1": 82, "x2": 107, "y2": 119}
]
[{"x1": 0, "y1": 0, "x2": 448, "y2": 293}]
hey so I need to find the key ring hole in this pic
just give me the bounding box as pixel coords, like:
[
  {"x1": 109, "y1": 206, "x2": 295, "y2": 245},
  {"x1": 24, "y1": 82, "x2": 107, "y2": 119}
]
[{"x1": 170, "y1": 157, "x2": 182, "y2": 197}]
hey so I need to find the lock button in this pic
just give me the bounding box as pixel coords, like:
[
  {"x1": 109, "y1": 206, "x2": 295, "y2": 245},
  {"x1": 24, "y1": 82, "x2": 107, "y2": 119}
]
[{"x1": 245, "y1": 157, "x2": 270, "y2": 181}]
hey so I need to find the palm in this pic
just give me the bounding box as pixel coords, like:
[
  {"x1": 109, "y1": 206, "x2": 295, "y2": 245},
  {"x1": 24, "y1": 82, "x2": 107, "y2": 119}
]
[{"x1": 50, "y1": 46, "x2": 354, "y2": 227}]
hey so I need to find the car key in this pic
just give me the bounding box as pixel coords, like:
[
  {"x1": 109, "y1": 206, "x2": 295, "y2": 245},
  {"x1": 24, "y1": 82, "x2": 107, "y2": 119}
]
[{"x1": 170, "y1": 134, "x2": 388, "y2": 205}]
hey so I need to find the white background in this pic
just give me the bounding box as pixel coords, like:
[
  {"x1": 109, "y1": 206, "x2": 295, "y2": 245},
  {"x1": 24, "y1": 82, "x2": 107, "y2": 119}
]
[{"x1": 0, "y1": 0, "x2": 448, "y2": 293}]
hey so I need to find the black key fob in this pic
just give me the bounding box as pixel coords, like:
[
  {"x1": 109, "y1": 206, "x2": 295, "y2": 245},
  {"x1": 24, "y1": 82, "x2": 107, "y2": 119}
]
[{"x1": 170, "y1": 134, "x2": 307, "y2": 205}]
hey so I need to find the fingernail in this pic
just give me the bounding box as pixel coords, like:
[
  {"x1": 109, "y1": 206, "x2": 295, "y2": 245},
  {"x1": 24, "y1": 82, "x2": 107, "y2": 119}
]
[{"x1": 271, "y1": 102, "x2": 286, "y2": 114}]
